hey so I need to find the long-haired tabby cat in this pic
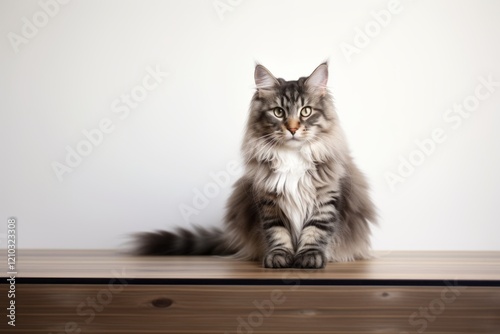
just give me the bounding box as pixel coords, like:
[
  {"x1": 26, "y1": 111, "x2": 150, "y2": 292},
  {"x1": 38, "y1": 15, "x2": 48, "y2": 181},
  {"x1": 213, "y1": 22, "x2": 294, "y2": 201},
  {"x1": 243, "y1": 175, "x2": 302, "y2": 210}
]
[{"x1": 134, "y1": 63, "x2": 376, "y2": 268}]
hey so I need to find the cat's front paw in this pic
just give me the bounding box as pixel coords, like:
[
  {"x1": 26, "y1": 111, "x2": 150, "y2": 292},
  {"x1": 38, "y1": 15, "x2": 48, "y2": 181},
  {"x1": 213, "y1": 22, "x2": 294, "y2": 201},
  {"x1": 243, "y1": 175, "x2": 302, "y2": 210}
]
[
  {"x1": 263, "y1": 249, "x2": 294, "y2": 268},
  {"x1": 293, "y1": 249, "x2": 327, "y2": 269}
]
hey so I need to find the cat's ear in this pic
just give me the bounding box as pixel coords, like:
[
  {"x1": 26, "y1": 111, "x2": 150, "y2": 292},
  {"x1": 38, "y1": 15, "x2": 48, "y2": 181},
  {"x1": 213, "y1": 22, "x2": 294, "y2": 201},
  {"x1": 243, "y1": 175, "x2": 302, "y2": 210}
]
[
  {"x1": 305, "y1": 63, "x2": 328, "y2": 96},
  {"x1": 255, "y1": 64, "x2": 278, "y2": 94}
]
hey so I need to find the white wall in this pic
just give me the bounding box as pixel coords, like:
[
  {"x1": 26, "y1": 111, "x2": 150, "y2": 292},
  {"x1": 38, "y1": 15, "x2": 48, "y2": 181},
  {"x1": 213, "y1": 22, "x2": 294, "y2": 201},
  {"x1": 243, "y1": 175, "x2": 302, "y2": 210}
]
[{"x1": 1, "y1": 0, "x2": 499, "y2": 250}]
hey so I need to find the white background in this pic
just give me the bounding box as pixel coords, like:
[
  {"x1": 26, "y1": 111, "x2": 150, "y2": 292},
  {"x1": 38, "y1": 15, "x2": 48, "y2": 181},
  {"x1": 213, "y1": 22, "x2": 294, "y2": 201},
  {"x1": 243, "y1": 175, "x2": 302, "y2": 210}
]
[{"x1": 1, "y1": 0, "x2": 499, "y2": 250}]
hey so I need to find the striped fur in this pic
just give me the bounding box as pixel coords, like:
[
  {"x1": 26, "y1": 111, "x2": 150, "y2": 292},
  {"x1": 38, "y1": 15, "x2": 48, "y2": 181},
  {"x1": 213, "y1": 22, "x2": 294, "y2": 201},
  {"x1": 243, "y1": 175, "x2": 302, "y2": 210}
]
[{"x1": 134, "y1": 63, "x2": 376, "y2": 268}]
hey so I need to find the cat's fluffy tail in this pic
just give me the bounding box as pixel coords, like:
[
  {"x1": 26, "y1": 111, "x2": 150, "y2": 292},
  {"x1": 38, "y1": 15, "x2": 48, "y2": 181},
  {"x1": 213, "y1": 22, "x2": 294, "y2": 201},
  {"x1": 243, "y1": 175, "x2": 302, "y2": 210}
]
[{"x1": 133, "y1": 226, "x2": 234, "y2": 256}]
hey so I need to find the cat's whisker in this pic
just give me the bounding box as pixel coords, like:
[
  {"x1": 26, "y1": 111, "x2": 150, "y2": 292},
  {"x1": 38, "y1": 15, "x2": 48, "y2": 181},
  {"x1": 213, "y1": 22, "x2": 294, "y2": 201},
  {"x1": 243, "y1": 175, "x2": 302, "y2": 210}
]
[
  {"x1": 257, "y1": 132, "x2": 278, "y2": 140},
  {"x1": 247, "y1": 138, "x2": 278, "y2": 163},
  {"x1": 258, "y1": 140, "x2": 279, "y2": 162}
]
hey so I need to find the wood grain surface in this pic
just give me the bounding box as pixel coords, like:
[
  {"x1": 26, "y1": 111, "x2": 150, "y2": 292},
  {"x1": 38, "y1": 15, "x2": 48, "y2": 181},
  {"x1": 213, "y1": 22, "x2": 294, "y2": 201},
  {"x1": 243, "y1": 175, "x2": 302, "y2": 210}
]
[
  {"x1": 2, "y1": 249, "x2": 499, "y2": 280},
  {"x1": 2, "y1": 285, "x2": 500, "y2": 333}
]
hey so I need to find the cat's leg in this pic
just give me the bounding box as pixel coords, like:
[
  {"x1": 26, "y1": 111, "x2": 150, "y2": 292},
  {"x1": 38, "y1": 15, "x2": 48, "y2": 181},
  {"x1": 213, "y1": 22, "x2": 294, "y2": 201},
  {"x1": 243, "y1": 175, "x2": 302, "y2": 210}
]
[
  {"x1": 258, "y1": 197, "x2": 295, "y2": 268},
  {"x1": 294, "y1": 190, "x2": 339, "y2": 268}
]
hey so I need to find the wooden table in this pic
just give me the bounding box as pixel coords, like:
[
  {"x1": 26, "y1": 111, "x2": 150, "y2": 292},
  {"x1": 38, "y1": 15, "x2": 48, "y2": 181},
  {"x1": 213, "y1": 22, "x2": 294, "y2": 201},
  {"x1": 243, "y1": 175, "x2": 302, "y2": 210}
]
[{"x1": 1, "y1": 250, "x2": 499, "y2": 333}]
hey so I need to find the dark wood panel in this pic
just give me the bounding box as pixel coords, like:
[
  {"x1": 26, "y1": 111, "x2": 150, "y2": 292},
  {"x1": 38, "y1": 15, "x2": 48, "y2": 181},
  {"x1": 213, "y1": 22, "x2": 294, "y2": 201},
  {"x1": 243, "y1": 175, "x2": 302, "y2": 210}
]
[{"x1": 1, "y1": 284, "x2": 499, "y2": 333}]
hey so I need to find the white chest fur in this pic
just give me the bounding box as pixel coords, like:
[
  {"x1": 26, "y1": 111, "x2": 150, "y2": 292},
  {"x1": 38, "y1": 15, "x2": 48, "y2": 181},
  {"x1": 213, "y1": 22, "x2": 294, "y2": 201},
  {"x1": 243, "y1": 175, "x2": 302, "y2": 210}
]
[{"x1": 265, "y1": 149, "x2": 316, "y2": 238}]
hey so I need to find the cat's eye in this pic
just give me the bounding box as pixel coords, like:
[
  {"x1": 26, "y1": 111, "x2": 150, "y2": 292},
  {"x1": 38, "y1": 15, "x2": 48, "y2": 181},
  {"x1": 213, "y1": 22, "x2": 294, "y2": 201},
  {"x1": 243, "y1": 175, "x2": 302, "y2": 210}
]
[
  {"x1": 273, "y1": 107, "x2": 284, "y2": 118},
  {"x1": 300, "y1": 106, "x2": 312, "y2": 117}
]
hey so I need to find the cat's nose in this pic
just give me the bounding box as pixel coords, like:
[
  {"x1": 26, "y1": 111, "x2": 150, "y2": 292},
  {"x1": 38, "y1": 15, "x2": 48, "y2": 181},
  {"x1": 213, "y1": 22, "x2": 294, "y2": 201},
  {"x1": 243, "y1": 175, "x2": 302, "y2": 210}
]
[{"x1": 286, "y1": 119, "x2": 300, "y2": 135}]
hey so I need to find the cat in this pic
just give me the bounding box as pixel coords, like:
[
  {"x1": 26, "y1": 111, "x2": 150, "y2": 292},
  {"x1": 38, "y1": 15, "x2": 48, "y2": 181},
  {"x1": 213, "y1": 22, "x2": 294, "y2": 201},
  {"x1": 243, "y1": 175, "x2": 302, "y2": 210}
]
[{"x1": 134, "y1": 63, "x2": 376, "y2": 268}]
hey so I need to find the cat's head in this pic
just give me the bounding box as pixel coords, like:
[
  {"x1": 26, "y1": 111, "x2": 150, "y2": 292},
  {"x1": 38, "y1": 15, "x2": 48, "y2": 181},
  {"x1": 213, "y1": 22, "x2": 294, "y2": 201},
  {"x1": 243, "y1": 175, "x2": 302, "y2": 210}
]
[{"x1": 246, "y1": 63, "x2": 338, "y2": 160}]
